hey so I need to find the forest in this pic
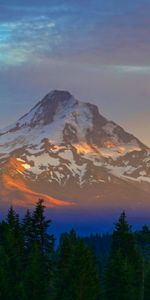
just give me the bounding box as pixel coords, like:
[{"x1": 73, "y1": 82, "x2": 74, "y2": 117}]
[{"x1": 0, "y1": 199, "x2": 150, "y2": 300}]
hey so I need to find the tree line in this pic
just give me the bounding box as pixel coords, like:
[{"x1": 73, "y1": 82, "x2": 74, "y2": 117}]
[{"x1": 0, "y1": 199, "x2": 150, "y2": 300}]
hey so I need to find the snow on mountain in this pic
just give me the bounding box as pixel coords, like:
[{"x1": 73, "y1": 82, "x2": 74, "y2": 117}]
[{"x1": 0, "y1": 90, "x2": 149, "y2": 208}]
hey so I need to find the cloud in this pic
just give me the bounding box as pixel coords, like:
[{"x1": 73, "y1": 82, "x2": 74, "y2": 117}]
[
  {"x1": 0, "y1": 16, "x2": 59, "y2": 65},
  {"x1": 0, "y1": 0, "x2": 150, "y2": 66},
  {"x1": 110, "y1": 65, "x2": 150, "y2": 75}
]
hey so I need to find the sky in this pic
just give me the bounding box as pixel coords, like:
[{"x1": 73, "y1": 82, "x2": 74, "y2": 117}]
[{"x1": 0, "y1": 0, "x2": 150, "y2": 146}]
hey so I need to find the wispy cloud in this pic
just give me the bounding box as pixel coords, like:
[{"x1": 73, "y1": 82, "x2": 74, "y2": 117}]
[
  {"x1": 109, "y1": 65, "x2": 150, "y2": 75},
  {"x1": 0, "y1": 0, "x2": 150, "y2": 66},
  {"x1": 0, "y1": 17, "x2": 59, "y2": 65}
]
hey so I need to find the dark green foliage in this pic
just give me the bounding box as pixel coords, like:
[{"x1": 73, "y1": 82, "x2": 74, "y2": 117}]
[
  {"x1": 0, "y1": 200, "x2": 54, "y2": 300},
  {"x1": 23, "y1": 209, "x2": 33, "y2": 251},
  {"x1": 135, "y1": 225, "x2": 150, "y2": 300},
  {"x1": 31, "y1": 199, "x2": 55, "y2": 254},
  {"x1": 22, "y1": 199, "x2": 55, "y2": 300},
  {"x1": 0, "y1": 207, "x2": 24, "y2": 299},
  {"x1": 105, "y1": 212, "x2": 143, "y2": 300},
  {"x1": 106, "y1": 251, "x2": 138, "y2": 300},
  {"x1": 23, "y1": 243, "x2": 50, "y2": 300},
  {"x1": 144, "y1": 262, "x2": 150, "y2": 300},
  {"x1": 56, "y1": 229, "x2": 101, "y2": 300},
  {"x1": 0, "y1": 203, "x2": 150, "y2": 299},
  {"x1": 136, "y1": 225, "x2": 150, "y2": 261},
  {"x1": 73, "y1": 240, "x2": 101, "y2": 300}
]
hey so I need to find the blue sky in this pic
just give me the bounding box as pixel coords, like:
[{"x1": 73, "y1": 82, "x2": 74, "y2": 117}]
[{"x1": 0, "y1": 0, "x2": 150, "y2": 145}]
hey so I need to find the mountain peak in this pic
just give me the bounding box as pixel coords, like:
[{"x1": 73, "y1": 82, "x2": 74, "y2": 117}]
[
  {"x1": 18, "y1": 90, "x2": 77, "y2": 128},
  {"x1": 1, "y1": 90, "x2": 147, "y2": 153},
  {"x1": 17, "y1": 90, "x2": 105, "y2": 131},
  {"x1": 37, "y1": 90, "x2": 74, "y2": 109},
  {"x1": 43, "y1": 90, "x2": 73, "y2": 101},
  {"x1": 0, "y1": 90, "x2": 150, "y2": 211}
]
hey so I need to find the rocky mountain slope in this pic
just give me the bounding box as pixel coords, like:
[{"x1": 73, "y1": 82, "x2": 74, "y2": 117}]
[{"x1": 0, "y1": 90, "x2": 150, "y2": 210}]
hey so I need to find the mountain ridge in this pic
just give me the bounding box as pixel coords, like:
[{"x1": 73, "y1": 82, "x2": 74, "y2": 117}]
[{"x1": 0, "y1": 90, "x2": 149, "y2": 211}]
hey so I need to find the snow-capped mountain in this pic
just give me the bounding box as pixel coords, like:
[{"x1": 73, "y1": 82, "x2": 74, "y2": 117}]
[{"x1": 0, "y1": 90, "x2": 150, "y2": 209}]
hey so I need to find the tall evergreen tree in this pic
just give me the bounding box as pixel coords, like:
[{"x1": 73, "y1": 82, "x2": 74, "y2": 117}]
[
  {"x1": 0, "y1": 244, "x2": 10, "y2": 299},
  {"x1": 22, "y1": 209, "x2": 33, "y2": 253},
  {"x1": 23, "y1": 199, "x2": 55, "y2": 300},
  {"x1": 56, "y1": 229, "x2": 100, "y2": 300},
  {"x1": 136, "y1": 225, "x2": 150, "y2": 260},
  {"x1": 136, "y1": 225, "x2": 150, "y2": 300},
  {"x1": 0, "y1": 206, "x2": 24, "y2": 299},
  {"x1": 32, "y1": 199, "x2": 55, "y2": 254},
  {"x1": 56, "y1": 229, "x2": 77, "y2": 300},
  {"x1": 73, "y1": 240, "x2": 101, "y2": 300},
  {"x1": 105, "y1": 212, "x2": 142, "y2": 300},
  {"x1": 23, "y1": 243, "x2": 51, "y2": 300}
]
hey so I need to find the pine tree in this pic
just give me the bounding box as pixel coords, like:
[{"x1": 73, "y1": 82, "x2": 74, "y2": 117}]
[
  {"x1": 56, "y1": 230, "x2": 100, "y2": 300},
  {"x1": 0, "y1": 244, "x2": 10, "y2": 299},
  {"x1": 136, "y1": 225, "x2": 150, "y2": 299},
  {"x1": 22, "y1": 209, "x2": 33, "y2": 252},
  {"x1": 0, "y1": 206, "x2": 24, "y2": 299},
  {"x1": 136, "y1": 225, "x2": 150, "y2": 261},
  {"x1": 32, "y1": 199, "x2": 55, "y2": 254},
  {"x1": 105, "y1": 212, "x2": 142, "y2": 300},
  {"x1": 23, "y1": 243, "x2": 50, "y2": 300},
  {"x1": 23, "y1": 199, "x2": 55, "y2": 300},
  {"x1": 73, "y1": 240, "x2": 101, "y2": 300},
  {"x1": 56, "y1": 229, "x2": 77, "y2": 300}
]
